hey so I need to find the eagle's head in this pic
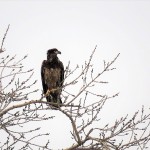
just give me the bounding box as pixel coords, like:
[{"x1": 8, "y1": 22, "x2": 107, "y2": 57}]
[{"x1": 47, "y1": 48, "x2": 61, "y2": 62}]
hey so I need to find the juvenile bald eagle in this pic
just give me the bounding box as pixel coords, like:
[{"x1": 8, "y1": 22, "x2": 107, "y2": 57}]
[{"x1": 41, "y1": 48, "x2": 64, "y2": 106}]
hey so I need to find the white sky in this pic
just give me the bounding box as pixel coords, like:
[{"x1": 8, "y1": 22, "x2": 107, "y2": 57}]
[{"x1": 0, "y1": 0, "x2": 150, "y2": 149}]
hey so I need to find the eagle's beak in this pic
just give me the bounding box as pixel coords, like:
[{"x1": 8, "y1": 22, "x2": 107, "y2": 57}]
[{"x1": 56, "y1": 50, "x2": 61, "y2": 54}]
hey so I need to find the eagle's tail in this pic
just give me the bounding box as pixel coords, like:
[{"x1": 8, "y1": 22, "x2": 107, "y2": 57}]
[
  {"x1": 46, "y1": 95, "x2": 52, "y2": 103},
  {"x1": 46, "y1": 94, "x2": 62, "y2": 107}
]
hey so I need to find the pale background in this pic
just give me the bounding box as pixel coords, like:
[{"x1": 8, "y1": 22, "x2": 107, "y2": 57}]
[{"x1": 0, "y1": 0, "x2": 150, "y2": 149}]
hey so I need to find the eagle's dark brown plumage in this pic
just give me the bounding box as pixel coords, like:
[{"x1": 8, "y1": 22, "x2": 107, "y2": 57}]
[{"x1": 41, "y1": 48, "x2": 64, "y2": 106}]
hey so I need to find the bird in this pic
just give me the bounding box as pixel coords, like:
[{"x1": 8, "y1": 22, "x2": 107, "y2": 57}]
[{"x1": 41, "y1": 48, "x2": 64, "y2": 107}]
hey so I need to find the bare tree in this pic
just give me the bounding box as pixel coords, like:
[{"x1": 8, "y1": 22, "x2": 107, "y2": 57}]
[{"x1": 0, "y1": 26, "x2": 150, "y2": 150}]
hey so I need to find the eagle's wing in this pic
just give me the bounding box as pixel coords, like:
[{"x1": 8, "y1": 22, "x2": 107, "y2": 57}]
[
  {"x1": 59, "y1": 60, "x2": 64, "y2": 88},
  {"x1": 41, "y1": 60, "x2": 48, "y2": 94}
]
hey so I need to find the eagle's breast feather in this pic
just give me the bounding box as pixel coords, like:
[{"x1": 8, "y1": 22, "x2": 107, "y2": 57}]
[{"x1": 44, "y1": 67, "x2": 61, "y2": 89}]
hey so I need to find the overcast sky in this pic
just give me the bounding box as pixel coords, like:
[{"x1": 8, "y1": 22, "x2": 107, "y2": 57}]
[{"x1": 0, "y1": 0, "x2": 150, "y2": 149}]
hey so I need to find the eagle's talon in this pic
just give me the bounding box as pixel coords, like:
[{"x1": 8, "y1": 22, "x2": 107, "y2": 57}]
[
  {"x1": 45, "y1": 89, "x2": 51, "y2": 96},
  {"x1": 45, "y1": 88, "x2": 57, "y2": 97}
]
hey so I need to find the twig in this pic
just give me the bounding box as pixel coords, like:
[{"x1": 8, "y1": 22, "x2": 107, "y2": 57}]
[{"x1": 0, "y1": 24, "x2": 10, "y2": 53}]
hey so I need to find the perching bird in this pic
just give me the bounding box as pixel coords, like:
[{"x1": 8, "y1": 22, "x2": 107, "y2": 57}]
[{"x1": 41, "y1": 48, "x2": 64, "y2": 106}]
